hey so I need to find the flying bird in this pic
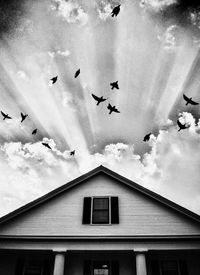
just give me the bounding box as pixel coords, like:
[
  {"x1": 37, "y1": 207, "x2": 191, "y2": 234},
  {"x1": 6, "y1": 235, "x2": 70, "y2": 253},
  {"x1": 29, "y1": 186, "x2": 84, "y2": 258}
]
[
  {"x1": 42, "y1": 143, "x2": 52, "y2": 149},
  {"x1": 50, "y1": 76, "x2": 58, "y2": 84},
  {"x1": 92, "y1": 94, "x2": 107, "y2": 105},
  {"x1": 110, "y1": 81, "x2": 119, "y2": 90},
  {"x1": 74, "y1": 69, "x2": 80, "y2": 78},
  {"x1": 143, "y1": 133, "x2": 151, "y2": 142},
  {"x1": 177, "y1": 119, "x2": 189, "y2": 131},
  {"x1": 1, "y1": 111, "x2": 12, "y2": 120},
  {"x1": 107, "y1": 103, "x2": 120, "y2": 114},
  {"x1": 111, "y1": 5, "x2": 121, "y2": 17},
  {"x1": 70, "y1": 150, "x2": 75, "y2": 156},
  {"x1": 21, "y1": 112, "x2": 28, "y2": 123},
  {"x1": 32, "y1": 129, "x2": 37, "y2": 135},
  {"x1": 183, "y1": 94, "x2": 199, "y2": 106}
]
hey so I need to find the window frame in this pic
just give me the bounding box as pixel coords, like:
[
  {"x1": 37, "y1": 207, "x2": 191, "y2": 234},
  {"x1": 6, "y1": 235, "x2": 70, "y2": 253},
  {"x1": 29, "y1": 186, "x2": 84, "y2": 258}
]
[
  {"x1": 22, "y1": 259, "x2": 43, "y2": 275},
  {"x1": 90, "y1": 196, "x2": 112, "y2": 225},
  {"x1": 151, "y1": 259, "x2": 188, "y2": 275},
  {"x1": 160, "y1": 260, "x2": 179, "y2": 275}
]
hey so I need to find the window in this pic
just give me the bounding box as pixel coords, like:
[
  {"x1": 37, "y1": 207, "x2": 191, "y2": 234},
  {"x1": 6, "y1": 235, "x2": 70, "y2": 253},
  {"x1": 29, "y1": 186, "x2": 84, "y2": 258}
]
[
  {"x1": 93, "y1": 261, "x2": 110, "y2": 275},
  {"x1": 82, "y1": 197, "x2": 119, "y2": 225},
  {"x1": 151, "y1": 260, "x2": 188, "y2": 275},
  {"x1": 84, "y1": 260, "x2": 119, "y2": 275},
  {"x1": 93, "y1": 198, "x2": 109, "y2": 224},
  {"x1": 161, "y1": 261, "x2": 178, "y2": 275},
  {"x1": 23, "y1": 260, "x2": 43, "y2": 275},
  {"x1": 15, "y1": 258, "x2": 53, "y2": 275}
]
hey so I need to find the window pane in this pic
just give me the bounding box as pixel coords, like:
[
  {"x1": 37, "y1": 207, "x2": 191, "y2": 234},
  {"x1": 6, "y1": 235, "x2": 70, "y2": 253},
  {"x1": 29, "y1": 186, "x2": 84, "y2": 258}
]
[
  {"x1": 92, "y1": 198, "x2": 109, "y2": 224},
  {"x1": 93, "y1": 210, "x2": 109, "y2": 224},
  {"x1": 24, "y1": 260, "x2": 42, "y2": 275},
  {"x1": 93, "y1": 261, "x2": 109, "y2": 275},
  {"x1": 161, "y1": 261, "x2": 179, "y2": 275},
  {"x1": 93, "y1": 198, "x2": 109, "y2": 210}
]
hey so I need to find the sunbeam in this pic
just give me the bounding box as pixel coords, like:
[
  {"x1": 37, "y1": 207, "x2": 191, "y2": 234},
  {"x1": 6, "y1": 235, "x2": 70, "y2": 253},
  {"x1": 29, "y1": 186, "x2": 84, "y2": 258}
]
[{"x1": 1, "y1": 0, "x2": 200, "y2": 216}]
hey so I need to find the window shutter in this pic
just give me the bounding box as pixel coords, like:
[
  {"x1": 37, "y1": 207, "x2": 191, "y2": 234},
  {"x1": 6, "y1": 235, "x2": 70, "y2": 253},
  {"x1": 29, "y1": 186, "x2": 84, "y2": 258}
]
[
  {"x1": 151, "y1": 260, "x2": 160, "y2": 275},
  {"x1": 179, "y1": 260, "x2": 188, "y2": 275},
  {"x1": 15, "y1": 258, "x2": 24, "y2": 275},
  {"x1": 82, "y1": 197, "x2": 91, "y2": 224},
  {"x1": 111, "y1": 197, "x2": 119, "y2": 224},
  {"x1": 111, "y1": 261, "x2": 119, "y2": 275},
  {"x1": 84, "y1": 260, "x2": 91, "y2": 275}
]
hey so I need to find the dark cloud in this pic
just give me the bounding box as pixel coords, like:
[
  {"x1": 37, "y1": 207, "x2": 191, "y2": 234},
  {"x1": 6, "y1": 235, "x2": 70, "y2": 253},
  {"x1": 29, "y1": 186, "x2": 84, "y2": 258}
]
[
  {"x1": 178, "y1": 0, "x2": 200, "y2": 9},
  {"x1": 0, "y1": 0, "x2": 25, "y2": 36}
]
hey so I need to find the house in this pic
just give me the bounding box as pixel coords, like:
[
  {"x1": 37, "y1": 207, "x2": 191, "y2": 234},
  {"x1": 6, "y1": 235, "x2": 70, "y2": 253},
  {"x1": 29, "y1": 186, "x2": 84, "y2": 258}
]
[{"x1": 0, "y1": 165, "x2": 200, "y2": 275}]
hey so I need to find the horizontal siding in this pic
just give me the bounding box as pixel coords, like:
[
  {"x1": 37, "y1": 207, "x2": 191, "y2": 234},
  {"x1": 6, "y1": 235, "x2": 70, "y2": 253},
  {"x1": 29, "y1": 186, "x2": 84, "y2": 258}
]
[{"x1": 0, "y1": 174, "x2": 200, "y2": 236}]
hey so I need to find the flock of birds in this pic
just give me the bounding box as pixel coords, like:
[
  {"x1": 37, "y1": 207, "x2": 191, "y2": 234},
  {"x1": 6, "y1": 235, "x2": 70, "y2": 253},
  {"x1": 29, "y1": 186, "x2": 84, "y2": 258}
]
[
  {"x1": 1, "y1": 4, "x2": 198, "y2": 153},
  {"x1": 143, "y1": 94, "x2": 199, "y2": 142},
  {"x1": 0, "y1": 5, "x2": 122, "y2": 155}
]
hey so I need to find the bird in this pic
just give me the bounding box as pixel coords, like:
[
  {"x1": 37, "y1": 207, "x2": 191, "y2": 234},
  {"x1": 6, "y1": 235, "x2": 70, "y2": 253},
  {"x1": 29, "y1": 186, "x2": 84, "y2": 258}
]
[
  {"x1": 1, "y1": 111, "x2": 12, "y2": 120},
  {"x1": 32, "y1": 129, "x2": 37, "y2": 135},
  {"x1": 110, "y1": 81, "x2": 119, "y2": 90},
  {"x1": 111, "y1": 5, "x2": 121, "y2": 17},
  {"x1": 177, "y1": 119, "x2": 189, "y2": 131},
  {"x1": 143, "y1": 133, "x2": 151, "y2": 142},
  {"x1": 91, "y1": 94, "x2": 107, "y2": 106},
  {"x1": 50, "y1": 76, "x2": 58, "y2": 84},
  {"x1": 183, "y1": 94, "x2": 199, "y2": 106},
  {"x1": 20, "y1": 112, "x2": 28, "y2": 123},
  {"x1": 107, "y1": 103, "x2": 120, "y2": 114},
  {"x1": 70, "y1": 150, "x2": 75, "y2": 156},
  {"x1": 74, "y1": 69, "x2": 80, "y2": 78},
  {"x1": 42, "y1": 143, "x2": 52, "y2": 149}
]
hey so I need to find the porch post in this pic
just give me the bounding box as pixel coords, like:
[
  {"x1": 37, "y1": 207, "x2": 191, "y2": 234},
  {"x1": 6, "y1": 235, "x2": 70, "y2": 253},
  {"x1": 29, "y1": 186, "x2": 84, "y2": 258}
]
[
  {"x1": 53, "y1": 251, "x2": 66, "y2": 275},
  {"x1": 135, "y1": 250, "x2": 147, "y2": 275}
]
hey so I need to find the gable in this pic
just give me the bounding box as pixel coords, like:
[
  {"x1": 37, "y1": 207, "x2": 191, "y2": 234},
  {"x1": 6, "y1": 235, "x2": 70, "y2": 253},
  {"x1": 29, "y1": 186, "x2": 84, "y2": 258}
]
[{"x1": 0, "y1": 171, "x2": 200, "y2": 237}]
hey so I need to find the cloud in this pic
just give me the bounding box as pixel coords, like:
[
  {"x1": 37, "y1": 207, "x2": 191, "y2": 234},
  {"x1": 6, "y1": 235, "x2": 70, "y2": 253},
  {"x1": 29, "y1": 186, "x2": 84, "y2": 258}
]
[
  {"x1": 17, "y1": 70, "x2": 27, "y2": 79},
  {"x1": 97, "y1": 3, "x2": 112, "y2": 21},
  {"x1": 140, "y1": 0, "x2": 177, "y2": 12},
  {"x1": 1, "y1": 112, "x2": 200, "y2": 217},
  {"x1": 48, "y1": 49, "x2": 71, "y2": 58},
  {"x1": 50, "y1": 0, "x2": 88, "y2": 25},
  {"x1": 157, "y1": 25, "x2": 181, "y2": 51}
]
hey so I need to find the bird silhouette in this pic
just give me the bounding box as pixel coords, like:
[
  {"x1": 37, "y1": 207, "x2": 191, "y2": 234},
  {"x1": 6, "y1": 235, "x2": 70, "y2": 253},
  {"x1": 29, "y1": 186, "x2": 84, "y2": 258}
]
[
  {"x1": 42, "y1": 143, "x2": 52, "y2": 149},
  {"x1": 110, "y1": 81, "x2": 119, "y2": 90},
  {"x1": 21, "y1": 112, "x2": 28, "y2": 123},
  {"x1": 143, "y1": 133, "x2": 151, "y2": 142},
  {"x1": 92, "y1": 94, "x2": 107, "y2": 105},
  {"x1": 183, "y1": 94, "x2": 199, "y2": 106},
  {"x1": 107, "y1": 103, "x2": 120, "y2": 114},
  {"x1": 111, "y1": 5, "x2": 121, "y2": 17},
  {"x1": 74, "y1": 69, "x2": 80, "y2": 78},
  {"x1": 1, "y1": 111, "x2": 12, "y2": 120},
  {"x1": 70, "y1": 150, "x2": 75, "y2": 156},
  {"x1": 177, "y1": 119, "x2": 189, "y2": 131},
  {"x1": 51, "y1": 76, "x2": 58, "y2": 84},
  {"x1": 32, "y1": 129, "x2": 37, "y2": 135}
]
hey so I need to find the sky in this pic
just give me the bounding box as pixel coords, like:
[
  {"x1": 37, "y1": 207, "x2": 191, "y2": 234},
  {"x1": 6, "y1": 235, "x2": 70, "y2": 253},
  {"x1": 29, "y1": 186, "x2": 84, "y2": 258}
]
[{"x1": 0, "y1": 0, "x2": 200, "y2": 216}]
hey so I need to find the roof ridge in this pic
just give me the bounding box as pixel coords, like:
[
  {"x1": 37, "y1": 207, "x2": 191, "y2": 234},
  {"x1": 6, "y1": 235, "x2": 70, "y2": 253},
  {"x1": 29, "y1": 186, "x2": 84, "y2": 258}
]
[{"x1": 0, "y1": 165, "x2": 200, "y2": 226}]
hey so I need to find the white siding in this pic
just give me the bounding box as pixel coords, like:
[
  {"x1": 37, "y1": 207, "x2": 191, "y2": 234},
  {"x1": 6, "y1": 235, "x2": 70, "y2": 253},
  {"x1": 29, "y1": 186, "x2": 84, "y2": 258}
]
[{"x1": 0, "y1": 173, "x2": 200, "y2": 236}]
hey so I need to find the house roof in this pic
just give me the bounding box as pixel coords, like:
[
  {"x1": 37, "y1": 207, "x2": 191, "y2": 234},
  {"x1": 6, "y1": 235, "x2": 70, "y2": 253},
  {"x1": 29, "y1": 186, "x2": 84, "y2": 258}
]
[{"x1": 0, "y1": 165, "x2": 200, "y2": 226}]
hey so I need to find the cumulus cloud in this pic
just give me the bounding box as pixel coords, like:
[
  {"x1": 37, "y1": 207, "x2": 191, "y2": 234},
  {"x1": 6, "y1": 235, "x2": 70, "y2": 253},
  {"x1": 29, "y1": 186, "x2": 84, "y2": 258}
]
[
  {"x1": 157, "y1": 25, "x2": 180, "y2": 51},
  {"x1": 97, "y1": 3, "x2": 112, "y2": 21},
  {"x1": 50, "y1": 0, "x2": 88, "y2": 25},
  {"x1": 48, "y1": 49, "x2": 71, "y2": 58},
  {"x1": 17, "y1": 70, "x2": 27, "y2": 79},
  {"x1": 1, "y1": 113, "x2": 200, "y2": 217},
  {"x1": 140, "y1": 0, "x2": 177, "y2": 12}
]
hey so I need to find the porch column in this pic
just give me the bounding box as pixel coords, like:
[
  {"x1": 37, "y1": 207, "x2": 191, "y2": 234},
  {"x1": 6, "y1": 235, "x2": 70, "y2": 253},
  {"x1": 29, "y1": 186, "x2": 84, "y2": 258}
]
[
  {"x1": 135, "y1": 250, "x2": 147, "y2": 275},
  {"x1": 53, "y1": 251, "x2": 66, "y2": 275}
]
